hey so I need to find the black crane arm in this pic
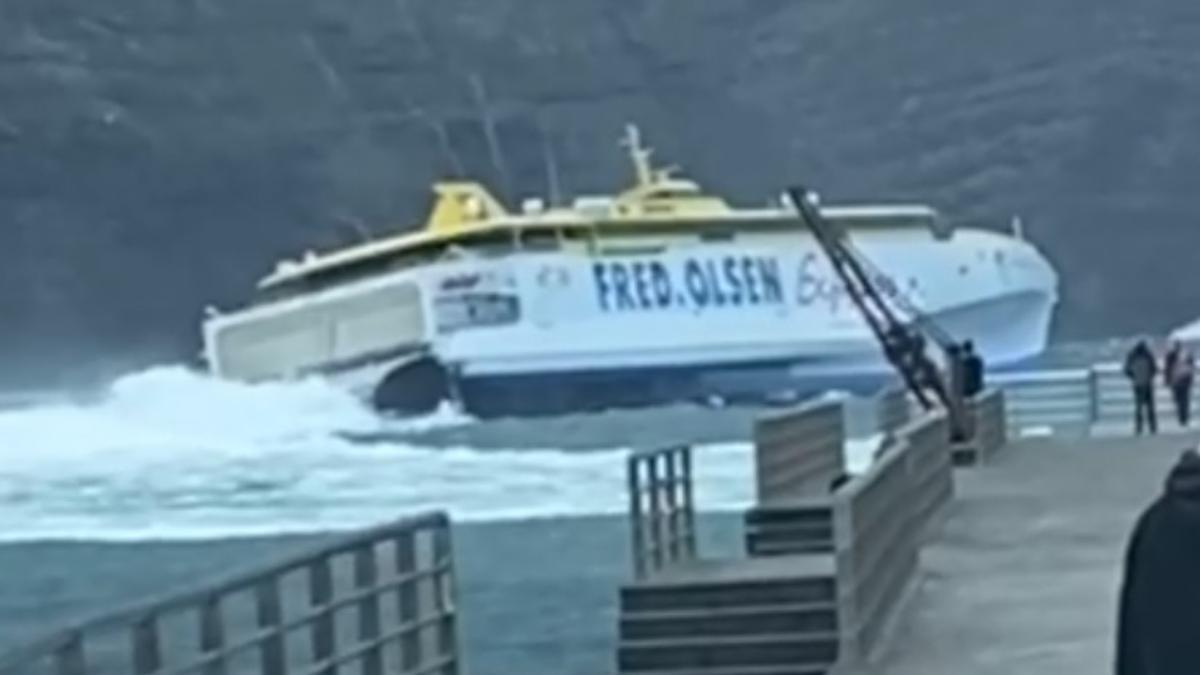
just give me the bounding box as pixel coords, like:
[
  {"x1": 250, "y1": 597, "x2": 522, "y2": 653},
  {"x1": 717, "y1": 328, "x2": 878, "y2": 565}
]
[{"x1": 784, "y1": 186, "x2": 958, "y2": 414}]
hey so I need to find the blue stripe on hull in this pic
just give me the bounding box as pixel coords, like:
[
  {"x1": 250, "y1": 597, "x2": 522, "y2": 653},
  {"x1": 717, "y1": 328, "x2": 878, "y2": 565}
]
[
  {"x1": 453, "y1": 360, "x2": 882, "y2": 418},
  {"x1": 449, "y1": 353, "x2": 1049, "y2": 418}
]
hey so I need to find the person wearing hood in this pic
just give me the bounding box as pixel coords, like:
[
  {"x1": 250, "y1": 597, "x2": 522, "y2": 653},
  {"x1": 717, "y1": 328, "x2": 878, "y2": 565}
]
[
  {"x1": 1124, "y1": 340, "x2": 1159, "y2": 435},
  {"x1": 1116, "y1": 449, "x2": 1200, "y2": 675}
]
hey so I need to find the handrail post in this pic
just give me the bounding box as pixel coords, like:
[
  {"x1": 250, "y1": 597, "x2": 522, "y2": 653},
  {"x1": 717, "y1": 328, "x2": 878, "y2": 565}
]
[
  {"x1": 55, "y1": 633, "x2": 86, "y2": 675},
  {"x1": 664, "y1": 449, "x2": 681, "y2": 560},
  {"x1": 354, "y1": 545, "x2": 383, "y2": 675},
  {"x1": 308, "y1": 556, "x2": 336, "y2": 675},
  {"x1": 396, "y1": 531, "x2": 423, "y2": 671},
  {"x1": 1088, "y1": 366, "x2": 1100, "y2": 428},
  {"x1": 432, "y1": 523, "x2": 460, "y2": 674},
  {"x1": 255, "y1": 578, "x2": 286, "y2": 675},
  {"x1": 647, "y1": 455, "x2": 664, "y2": 571},
  {"x1": 628, "y1": 455, "x2": 646, "y2": 579},
  {"x1": 199, "y1": 594, "x2": 227, "y2": 675},
  {"x1": 132, "y1": 614, "x2": 162, "y2": 675},
  {"x1": 681, "y1": 446, "x2": 697, "y2": 559}
]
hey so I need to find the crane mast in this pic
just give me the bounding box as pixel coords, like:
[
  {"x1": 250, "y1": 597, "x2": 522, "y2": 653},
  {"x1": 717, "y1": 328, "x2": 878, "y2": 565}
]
[{"x1": 784, "y1": 186, "x2": 968, "y2": 435}]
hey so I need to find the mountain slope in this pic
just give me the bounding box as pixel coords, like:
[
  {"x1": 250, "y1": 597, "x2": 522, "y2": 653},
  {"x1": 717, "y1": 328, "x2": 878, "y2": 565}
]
[{"x1": 2, "y1": 0, "x2": 1199, "y2": 385}]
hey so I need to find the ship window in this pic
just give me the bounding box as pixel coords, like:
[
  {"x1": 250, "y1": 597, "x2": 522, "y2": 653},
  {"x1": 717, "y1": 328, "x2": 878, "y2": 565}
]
[
  {"x1": 649, "y1": 189, "x2": 696, "y2": 199},
  {"x1": 560, "y1": 227, "x2": 594, "y2": 246},
  {"x1": 518, "y1": 230, "x2": 561, "y2": 251},
  {"x1": 597, "y1": 244, "x2": 667, "y2": 256},
  {"x1": 253, "y1": 231, "x2": 518, "y2": 302},
  {"x1": 434, "y1": 293, "x2": 521, "y2": 334}
]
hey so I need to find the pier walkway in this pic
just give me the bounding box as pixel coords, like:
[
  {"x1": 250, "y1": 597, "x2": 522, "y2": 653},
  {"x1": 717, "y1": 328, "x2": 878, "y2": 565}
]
[{"x1": 846, "y1": 431, "x2": 1195, "y2": 675}]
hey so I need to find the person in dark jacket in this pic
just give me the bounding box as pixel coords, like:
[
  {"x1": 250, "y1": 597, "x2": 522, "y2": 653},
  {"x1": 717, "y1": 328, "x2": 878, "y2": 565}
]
[
  {"x1": 962, "y1": 340, "x2": 985, "y2": 398},
  {"x1": 1124, "y1": 340, "x2": 1158, "y2": 435},
  {"x1": 1163, "y1": 340, "x2": 1195, "y2": 427},
  {"x1": 1116, "y1": 448, "x2": 1200, "y2": 675}
]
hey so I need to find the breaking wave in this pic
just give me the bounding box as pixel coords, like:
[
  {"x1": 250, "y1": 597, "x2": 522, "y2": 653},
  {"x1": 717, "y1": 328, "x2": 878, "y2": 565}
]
[{"x1": 0, "y1": 366, "x2": 766, "y2": 541}]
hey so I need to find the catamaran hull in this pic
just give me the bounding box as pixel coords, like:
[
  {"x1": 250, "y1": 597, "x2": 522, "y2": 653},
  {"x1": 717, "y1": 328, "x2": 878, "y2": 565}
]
[{"x1": 364, "y1": 287, "x2": 1056, "y2": 418}]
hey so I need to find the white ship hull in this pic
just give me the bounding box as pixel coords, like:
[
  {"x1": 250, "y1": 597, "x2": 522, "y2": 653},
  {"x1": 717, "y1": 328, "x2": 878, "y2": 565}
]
[{"x1": 203, "y1": 225, "x2": 1058, "y2": 417}]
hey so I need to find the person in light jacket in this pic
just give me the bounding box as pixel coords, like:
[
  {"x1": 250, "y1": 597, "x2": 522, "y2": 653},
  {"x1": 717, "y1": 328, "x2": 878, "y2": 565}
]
[{"x1": 1163, "y1": 340, "x2": 1195, "y2": 427}]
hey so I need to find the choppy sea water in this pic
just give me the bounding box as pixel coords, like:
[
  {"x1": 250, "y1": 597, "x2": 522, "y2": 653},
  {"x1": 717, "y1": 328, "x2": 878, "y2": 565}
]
[
  {"x1": 0, "y1": 338, "x2": 1131, "y2": 542},
  {"x1": 0, "y1": 339, "x2": 1130, "y2": 672},
  {"x1": 0, "y1": 365, "x2": 777, "y2": 673}
]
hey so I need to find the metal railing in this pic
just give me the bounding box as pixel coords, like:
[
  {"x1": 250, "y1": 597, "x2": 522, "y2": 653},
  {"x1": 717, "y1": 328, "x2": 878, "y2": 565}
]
[
  {"x1": 990, "y1": 368, "x2": 1094, "y2": 436},
  {"x1": 993, "y1": 360, "x2": 1200, "y2": 437},
  {"x1": 0, "y1": 512, "x2": 460, "y2": 675},
  {"x1": 627, "y1": 445, "x2": 697, "y2": 580}
]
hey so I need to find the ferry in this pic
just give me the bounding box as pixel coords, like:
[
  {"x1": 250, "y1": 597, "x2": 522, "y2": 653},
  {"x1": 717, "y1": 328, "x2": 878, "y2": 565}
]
[{"x1": 200, "y1": 126, "x2": 1059, "y2": 417}]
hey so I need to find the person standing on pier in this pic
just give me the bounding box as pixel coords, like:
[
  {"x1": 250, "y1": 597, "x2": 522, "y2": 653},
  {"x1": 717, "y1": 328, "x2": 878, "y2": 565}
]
[
  {"x1": 1163, "y1": 340, "x2": 1194, "y2": 427},
  {"x1": 1116, "y1": 448, "x2": 1200, "y2": 675},
  {"x1": 1124, "y1": 340, "x2": 1158, "y2": 435},
  {"x1": 962, "y1": 340, "x2": 985, "y2": 398}
]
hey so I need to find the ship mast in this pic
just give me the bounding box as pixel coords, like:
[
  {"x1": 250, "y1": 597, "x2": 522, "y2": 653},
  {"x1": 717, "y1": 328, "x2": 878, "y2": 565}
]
[{"x1": 621, "y1": 123, "x2": 654, "y2": 186}]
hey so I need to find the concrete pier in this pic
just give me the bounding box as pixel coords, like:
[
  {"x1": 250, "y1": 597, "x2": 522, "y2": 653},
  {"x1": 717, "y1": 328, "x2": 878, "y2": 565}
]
[{"x1": 845, "y1": 432, "x2": 1196, "y2": 675}]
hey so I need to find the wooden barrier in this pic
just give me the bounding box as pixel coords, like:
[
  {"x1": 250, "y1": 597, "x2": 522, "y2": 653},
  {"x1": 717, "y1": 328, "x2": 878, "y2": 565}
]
[
  {"x1": 753, "y1": 399, "x2": 845, "y2": 505},
  {"x1": 832, "y1": 440, "x2": 918, "y2": 663},
  {"x1": 832, "y1": 410, "x2": 954, "y2": 663},
  {"x1": 972, "y1": 389, "x2": 1008, "y2": 460},
  {"x1": 899, "y1": 413, "x2": 954, "y2": 539},
  {"x1": 875, "y1": 385, "x2": 912, "y2": 437},
  {"x1": 627, "y1": 445, "x2": 697, "y2": 580},
  {"x1": 949, "y1": 389, "x2": 1007, "y2": 466},
  {"x1": 0, "y1": 512, "x2": 460, "y2": 675}
]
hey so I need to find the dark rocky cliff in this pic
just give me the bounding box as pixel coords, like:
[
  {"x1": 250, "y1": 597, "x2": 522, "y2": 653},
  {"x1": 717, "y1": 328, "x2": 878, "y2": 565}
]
[{"x1": 3, "y1": 0, "x2": 1199, "y2": 386}]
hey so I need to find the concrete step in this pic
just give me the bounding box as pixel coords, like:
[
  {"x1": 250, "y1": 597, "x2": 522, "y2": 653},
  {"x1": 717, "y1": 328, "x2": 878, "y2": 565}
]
[
  {"x1": 746, "y1": 530, "x2": 835, "y2": 556},
  {"x1": 618, "y1": 666, "x2": 829, "y2": 675},
  {"x1": 744, "y1": 503, "x2": 833, "y2": 525},
  {"x1": 620, "y1": 601, "x2": 838, "y2": 641},
  {"x1": 621, "y1": 575, "x2": 836, "y2": 614},
  {"x1": 744, "y1": 506, "x2": 833, "y2": 532},
  {"x1": 744, "y1": 504, "x2": 835, "y2": 556},
  {"x1": 618, "y1": 632, "x2": 839, "y2": 672}
]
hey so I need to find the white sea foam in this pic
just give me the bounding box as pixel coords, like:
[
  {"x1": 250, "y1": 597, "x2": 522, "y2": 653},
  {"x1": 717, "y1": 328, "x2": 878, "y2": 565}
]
[{"x1": 0, "y1": 366, "x2": 886, "y2": 542}]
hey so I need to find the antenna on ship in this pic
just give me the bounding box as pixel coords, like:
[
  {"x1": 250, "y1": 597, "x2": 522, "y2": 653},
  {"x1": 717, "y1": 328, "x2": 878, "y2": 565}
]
[
  {"x1": 1011, "y1": 215, "x2": 1025, "y2": 240},
  {"x1": 468, "y1": 73, "x2": 514, "y2": 203},
  {"x1": 538, "y1": 113, "x2": 564, "y2": 206},
  {"x1": 621, "y1": 123, "x2": 654, "y2": 186}
]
